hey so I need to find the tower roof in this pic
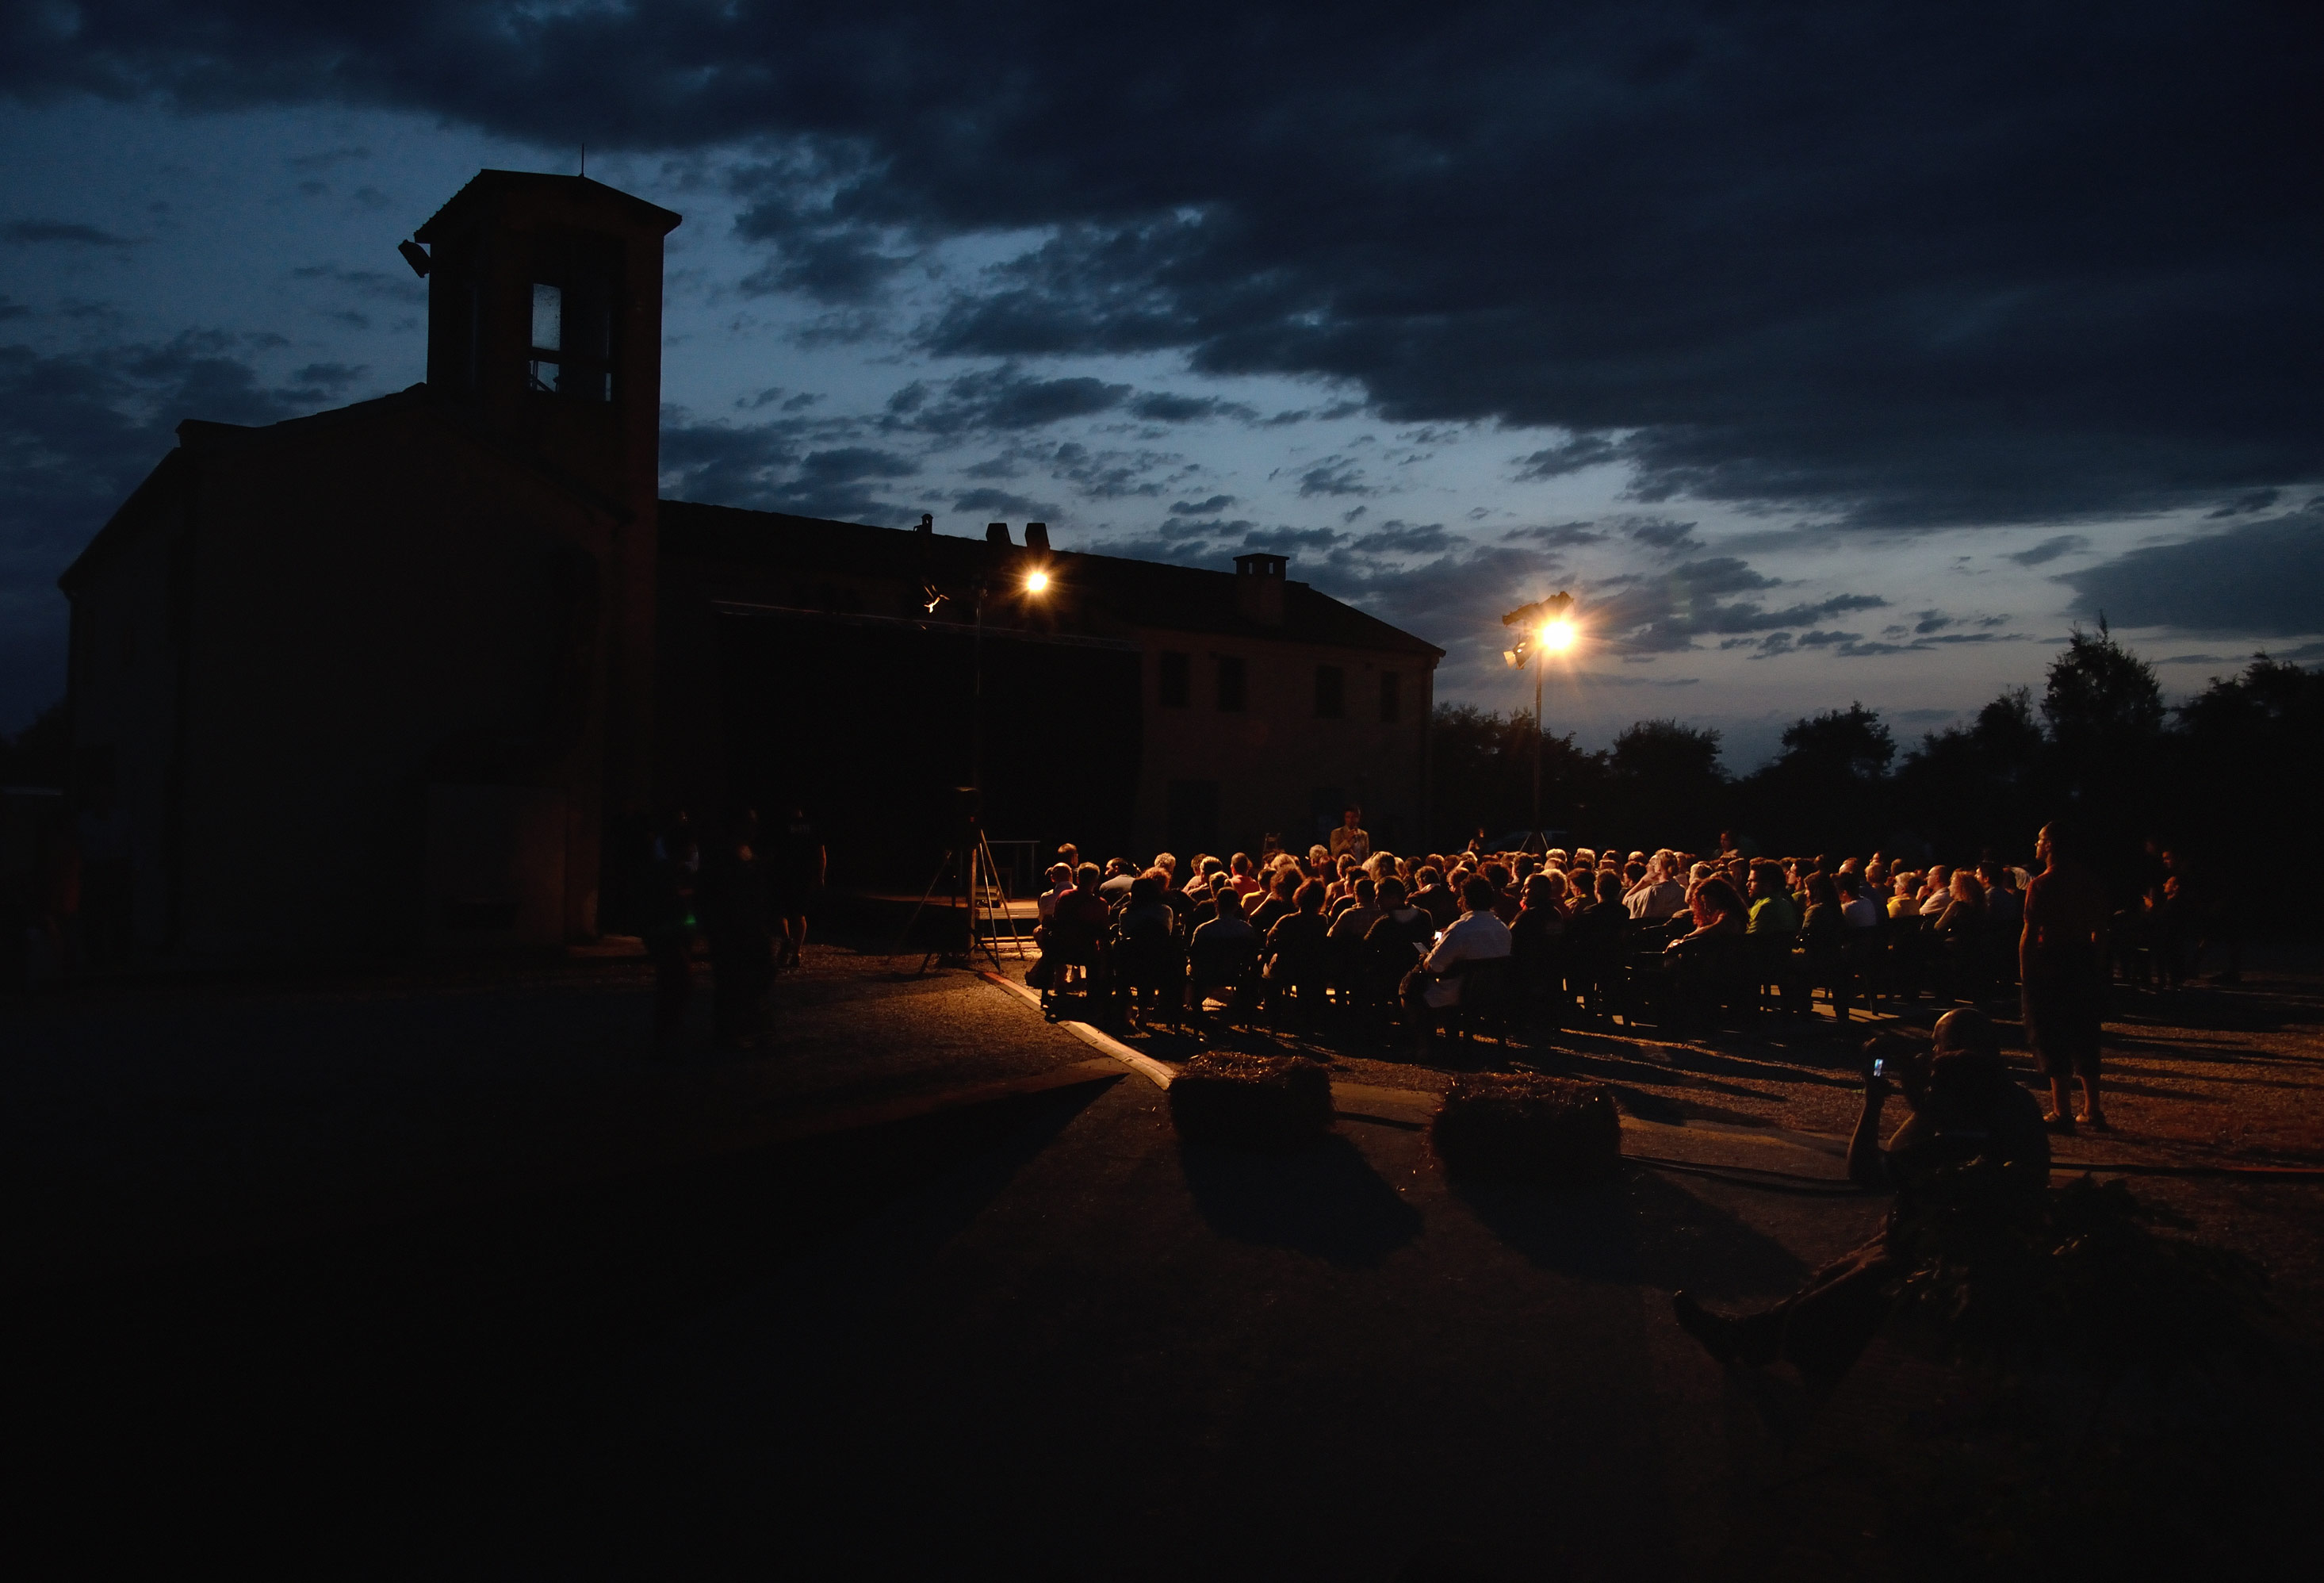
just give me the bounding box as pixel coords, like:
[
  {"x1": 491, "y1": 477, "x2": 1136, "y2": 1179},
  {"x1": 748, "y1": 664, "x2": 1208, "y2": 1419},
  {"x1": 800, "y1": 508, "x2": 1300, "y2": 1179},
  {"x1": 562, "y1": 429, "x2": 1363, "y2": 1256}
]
[{"x1": 414, "y1": 171, "x2": 682, "y2": 243}]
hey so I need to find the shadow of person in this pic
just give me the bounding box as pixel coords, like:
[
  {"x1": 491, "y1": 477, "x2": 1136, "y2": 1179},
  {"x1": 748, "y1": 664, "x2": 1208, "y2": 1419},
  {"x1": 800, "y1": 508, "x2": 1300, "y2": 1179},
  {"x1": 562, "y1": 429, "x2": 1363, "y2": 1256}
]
[
  {"x1": 1453, "y1": 1166, "x2": 1813, "y2": 1301},
  {"x1": 1177, "y1": 1135, "x2": 1423, "y2": 1268}
]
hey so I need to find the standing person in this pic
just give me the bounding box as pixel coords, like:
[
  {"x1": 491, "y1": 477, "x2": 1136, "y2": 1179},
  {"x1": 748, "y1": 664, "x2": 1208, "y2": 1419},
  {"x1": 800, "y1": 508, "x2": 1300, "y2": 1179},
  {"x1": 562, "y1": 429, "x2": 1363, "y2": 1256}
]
[
  {"x1": 768, "y1": 805, "x2": 825, "y2": 974},
  {"x1": 703, "y1": 825, "x2": 775, "y2": 1049},
  {"x1": 641, "y1": 817, "x2": 699, "y2": 1056},
  {"x1": 2021, "y1": 821, "x2": 2112, "y2": 1132},
  {"x1": 1330, "y1": 807, "x2": 1372, "y2": 864}
]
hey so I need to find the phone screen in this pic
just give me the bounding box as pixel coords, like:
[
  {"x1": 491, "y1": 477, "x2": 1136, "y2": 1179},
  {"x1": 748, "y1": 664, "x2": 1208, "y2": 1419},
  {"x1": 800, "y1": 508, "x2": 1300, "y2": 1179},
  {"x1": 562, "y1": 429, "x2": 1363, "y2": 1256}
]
[{"x1": 1871, "y1": 1058, "x2": 1887, "y2": 1078}]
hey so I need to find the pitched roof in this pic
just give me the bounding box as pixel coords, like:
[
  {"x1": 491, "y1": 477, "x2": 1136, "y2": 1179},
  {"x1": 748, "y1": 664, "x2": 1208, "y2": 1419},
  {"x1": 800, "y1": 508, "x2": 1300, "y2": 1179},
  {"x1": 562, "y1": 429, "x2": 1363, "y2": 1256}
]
[
  {"x1": 414, "y1": 171, "x2": 683, "y2": 243},
  {"x1": 57, "y1": 388, "x2": 623, "y2": 594},
  {"x1": 657, "y1": 499, "x2": 1444, "y2": 660}
]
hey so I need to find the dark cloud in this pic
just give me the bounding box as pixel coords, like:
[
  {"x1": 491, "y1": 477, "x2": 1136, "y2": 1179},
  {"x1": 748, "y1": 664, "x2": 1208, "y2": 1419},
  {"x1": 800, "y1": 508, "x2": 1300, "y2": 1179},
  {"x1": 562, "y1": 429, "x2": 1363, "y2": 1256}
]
[
  {"x1": 3, "y1": 220, "x2": 136, "y2": 247},
  {"x1": 289, "y1": 263, "x2": 427, "y2": 305},
  {"x1": 739, "y1": 229, "x2": 910, "y2": 304},
  {"x1": 1623, "y1": 518, "x2": 1702, "y2": 556},
  {"x1": 1512, "y1": 434, "x2": 1620, "y2": 480},
  {"x1": 1242, "y1": 525, "x2": 1345, "y2": 554},
  {"x1": 657, "y1": 411, "x2": 926, "y2": 523},
  {"x1": 1349, "y1": 520, "x2": 1455, "y2": 556},
  {"x1": 2059, "y1": 509, "x2": 2324, "y2": 638},
  {"x1": 15, "y1": 4, "x2": 2311, "y2": 523},
  {"x1": 951, "y1": 485, "x2": 1062, "y2": 519},
  {"x1": 1582, "y1": 557, "x2": 1887, "y2": 654},
  {"x1": 1128, "y1": 392, "x2": 1258, "y2": 424},
  {"x1": 2207, "y1": 488, "x2": 2280, "y2": 519},
  {"x1": 1501, "y1": 522, "x2": 1606, "y2": 549},
  {"x1": 283, "y1": 145, "x2": 370, "y2": 172},
  {"x1": 2006, "y1": 534, "x2": 2089, "y2": 567},
  {"x1": 886, "y1": 366, "x2": 1131, "y2": 434},
  {"x1": 1296, "y1": 457, "x2": 1370, "y2": 497},
  {"x1": 1170, "y1": 493, "x2": 1235, "y2": 514}
]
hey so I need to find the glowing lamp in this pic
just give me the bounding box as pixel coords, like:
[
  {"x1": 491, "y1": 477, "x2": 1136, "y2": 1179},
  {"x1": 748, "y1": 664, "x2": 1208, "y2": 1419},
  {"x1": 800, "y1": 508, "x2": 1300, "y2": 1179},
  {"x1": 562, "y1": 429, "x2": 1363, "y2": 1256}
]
[
  {"x1": 1025, "y1": 569, "x2": 1051, "y2": 593},
  {"x1": 1537, "y1": 619, "x2": 1575, "y2": 654}
]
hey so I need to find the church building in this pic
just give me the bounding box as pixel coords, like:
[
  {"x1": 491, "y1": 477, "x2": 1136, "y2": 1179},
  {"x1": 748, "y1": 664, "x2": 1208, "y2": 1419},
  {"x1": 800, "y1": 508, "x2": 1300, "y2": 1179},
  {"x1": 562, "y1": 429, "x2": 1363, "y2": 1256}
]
[{"x1": 57, "y1": 171, "x2": 1441, "y2": 959}]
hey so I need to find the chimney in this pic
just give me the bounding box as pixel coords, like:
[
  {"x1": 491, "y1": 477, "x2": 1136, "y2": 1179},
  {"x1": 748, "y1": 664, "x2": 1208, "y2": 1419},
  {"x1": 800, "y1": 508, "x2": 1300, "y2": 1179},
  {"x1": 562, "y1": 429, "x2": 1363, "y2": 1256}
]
[
  {"x1": 917, "y1": 513, "x2": 933, "y2": 535},
  {"x1": 986, "y1": 521, "x2": 1012, "y2": 546},
  {"x1": 1233, "y1": 552, "x2": 1287, "y2": 625},
  {"x1": 1024, "y1": 521, "x2": 1051, "y2": 552}
]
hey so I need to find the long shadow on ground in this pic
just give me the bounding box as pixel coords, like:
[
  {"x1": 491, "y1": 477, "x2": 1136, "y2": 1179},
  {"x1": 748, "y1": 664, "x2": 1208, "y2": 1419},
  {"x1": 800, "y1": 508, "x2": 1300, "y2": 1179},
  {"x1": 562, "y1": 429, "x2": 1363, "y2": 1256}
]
[
  {"x1": 1455, "y1": 1165, "x2": 1820, "y2": 1302},
  {"x1": 1177, "y1": 1135, "x2": 1425, "y2": 1267}
]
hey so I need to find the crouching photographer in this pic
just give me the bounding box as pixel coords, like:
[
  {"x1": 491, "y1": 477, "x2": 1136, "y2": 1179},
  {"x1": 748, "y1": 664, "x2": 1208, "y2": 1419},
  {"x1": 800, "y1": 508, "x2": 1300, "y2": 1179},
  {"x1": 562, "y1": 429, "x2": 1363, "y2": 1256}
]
[{"x1": 1670, "y1": 1008, "x2": 2050, "y2": 1386}]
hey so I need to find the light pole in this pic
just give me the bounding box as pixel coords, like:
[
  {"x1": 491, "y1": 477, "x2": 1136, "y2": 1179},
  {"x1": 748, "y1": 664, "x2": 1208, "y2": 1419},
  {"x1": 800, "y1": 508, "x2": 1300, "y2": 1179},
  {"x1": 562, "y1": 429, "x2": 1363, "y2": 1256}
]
[
  {"x1": 970, "y1": 564, "x2": 1053, "y2": 807},
  {"x1": 1503, "y1": 592, "x2": 1576, "y2": 839}
]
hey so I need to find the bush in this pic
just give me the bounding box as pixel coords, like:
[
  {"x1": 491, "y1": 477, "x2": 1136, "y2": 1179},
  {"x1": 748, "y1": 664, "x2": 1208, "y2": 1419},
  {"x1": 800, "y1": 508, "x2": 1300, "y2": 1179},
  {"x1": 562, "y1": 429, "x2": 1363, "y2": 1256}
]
[
  {"x1": 1430, "y1": 1072, "x2": 1621, "y2": 1185},
  {"x1": 1168, "y1": 1052, "x2": 1334, "y2": 1150}
]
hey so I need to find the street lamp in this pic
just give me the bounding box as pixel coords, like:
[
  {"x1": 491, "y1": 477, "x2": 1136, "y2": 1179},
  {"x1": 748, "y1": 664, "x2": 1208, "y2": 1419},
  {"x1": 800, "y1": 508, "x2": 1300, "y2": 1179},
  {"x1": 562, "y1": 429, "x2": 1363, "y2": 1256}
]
[{"x1": 1503, "y1": 592, "x2": 1577, "y2": 839}]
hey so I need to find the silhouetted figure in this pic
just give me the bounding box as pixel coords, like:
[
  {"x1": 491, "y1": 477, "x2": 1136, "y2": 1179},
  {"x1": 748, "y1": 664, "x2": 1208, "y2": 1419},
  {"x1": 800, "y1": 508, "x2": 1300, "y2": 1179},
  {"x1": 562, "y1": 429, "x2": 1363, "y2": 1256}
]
[
  {"x1": 703, "y1": 824, "x2": 775, "y2": 1048},
  {"x1": 769, "y1": 805, "x2": 825, "y2": 973},
  {"x1": 2021, "y1": 820, "x2": 2112, "y2": 1132},
  {"x1": 641, "y1": 817, "x2": 699, "y2": 1055},
  {"x1": 1672, "y1": 1010, "x2": 2048, "y2": 1387}
]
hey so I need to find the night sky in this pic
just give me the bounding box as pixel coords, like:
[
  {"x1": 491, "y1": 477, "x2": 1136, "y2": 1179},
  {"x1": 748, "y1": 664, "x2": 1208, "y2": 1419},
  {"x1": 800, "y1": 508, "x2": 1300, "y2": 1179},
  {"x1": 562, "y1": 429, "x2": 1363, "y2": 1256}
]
[{"x1": 4, "y1": 2, "x2": 2319, "y2": 762}]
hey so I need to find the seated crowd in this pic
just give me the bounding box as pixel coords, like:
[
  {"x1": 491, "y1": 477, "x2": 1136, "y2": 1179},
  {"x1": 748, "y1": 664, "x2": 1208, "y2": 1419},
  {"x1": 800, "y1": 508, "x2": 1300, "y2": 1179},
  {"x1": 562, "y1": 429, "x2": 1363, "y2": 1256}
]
[{"x1": 1026, "y1": 832, "x2": 2062, "y2": 1056}]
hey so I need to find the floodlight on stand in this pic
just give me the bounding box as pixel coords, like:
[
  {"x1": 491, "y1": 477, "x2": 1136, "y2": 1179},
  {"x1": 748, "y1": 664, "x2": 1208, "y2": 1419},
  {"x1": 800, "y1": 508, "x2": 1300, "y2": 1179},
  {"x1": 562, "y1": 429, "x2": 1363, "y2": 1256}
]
[{"x1": 1503, "y1": 648, "x2": 1522, "y2": 668}]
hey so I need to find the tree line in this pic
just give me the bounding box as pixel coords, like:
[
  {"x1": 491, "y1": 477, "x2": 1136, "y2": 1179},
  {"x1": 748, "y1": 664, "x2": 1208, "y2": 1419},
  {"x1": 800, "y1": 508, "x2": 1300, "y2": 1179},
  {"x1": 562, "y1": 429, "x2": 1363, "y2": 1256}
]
[{"x1": 1426, "y1": 628, "x2": 2322, "y2": 911}]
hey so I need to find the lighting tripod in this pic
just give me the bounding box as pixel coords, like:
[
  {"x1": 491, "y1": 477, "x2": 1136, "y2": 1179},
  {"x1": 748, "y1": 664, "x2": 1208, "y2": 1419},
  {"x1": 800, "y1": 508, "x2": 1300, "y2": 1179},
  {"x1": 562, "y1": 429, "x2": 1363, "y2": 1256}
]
[{"x1": 894, "y1": 809, "x2": 1032, "y2": 973}]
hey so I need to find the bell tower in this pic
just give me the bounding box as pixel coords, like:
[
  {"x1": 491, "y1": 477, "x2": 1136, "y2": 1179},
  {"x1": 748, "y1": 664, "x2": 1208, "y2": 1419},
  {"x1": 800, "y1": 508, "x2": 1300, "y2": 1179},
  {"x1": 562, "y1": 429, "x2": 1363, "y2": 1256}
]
[{"x1": 408, "y1": 171, "x2": 681, "y2": 832}]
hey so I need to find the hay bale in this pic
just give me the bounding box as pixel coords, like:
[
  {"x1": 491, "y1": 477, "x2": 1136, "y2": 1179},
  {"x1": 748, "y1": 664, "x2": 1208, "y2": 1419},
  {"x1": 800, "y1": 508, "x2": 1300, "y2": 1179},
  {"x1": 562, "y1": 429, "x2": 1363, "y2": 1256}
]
[
  {"x1": 1430, "y1": 1072, "x2": 1621, "y2": 1185},
  {"x1": 1168, "y1": 1052, "x2": 1334, "y2": 1149}
]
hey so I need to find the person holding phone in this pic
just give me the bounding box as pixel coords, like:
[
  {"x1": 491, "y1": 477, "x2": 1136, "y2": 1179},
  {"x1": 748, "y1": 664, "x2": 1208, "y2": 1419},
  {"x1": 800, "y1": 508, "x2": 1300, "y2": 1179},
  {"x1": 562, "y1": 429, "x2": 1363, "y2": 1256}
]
[{"x1": 1670, "y1": 1008, "x2": 2049, "y2": 1385}]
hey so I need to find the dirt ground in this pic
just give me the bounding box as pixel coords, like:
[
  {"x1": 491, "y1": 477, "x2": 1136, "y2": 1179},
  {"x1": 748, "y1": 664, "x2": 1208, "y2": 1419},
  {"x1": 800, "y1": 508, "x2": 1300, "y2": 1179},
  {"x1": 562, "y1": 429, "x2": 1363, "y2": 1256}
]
[
  {"x1": 8, "y1": 937, "x2": 2321, "y2": 1574},
  {"x1": 1031, "y1": 941, "x2": 2324, "y2": 1335}
]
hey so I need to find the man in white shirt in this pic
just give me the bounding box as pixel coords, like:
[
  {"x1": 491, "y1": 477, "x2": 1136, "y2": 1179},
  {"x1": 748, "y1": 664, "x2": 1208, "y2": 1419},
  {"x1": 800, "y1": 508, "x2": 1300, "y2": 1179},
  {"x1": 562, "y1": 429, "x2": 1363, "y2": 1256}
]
[{"x1": 1403, "y1": 875, "x2": 1513, "y2": 1052}]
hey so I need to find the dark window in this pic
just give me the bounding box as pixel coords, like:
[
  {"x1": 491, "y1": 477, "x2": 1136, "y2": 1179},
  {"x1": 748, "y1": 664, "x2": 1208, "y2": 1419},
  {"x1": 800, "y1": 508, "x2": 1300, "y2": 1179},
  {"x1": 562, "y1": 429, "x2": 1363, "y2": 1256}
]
[
  {"x1": 1380, "y1": 671, "x2": 1401, "y2": 723},
  {"x1": 1216, "y1": 655, "x2": 1247, "y2": 712},
  {"x1": 1315, "y1": 665, "x2": 1345, "y2": 719},
  {"x1": 1167, "y1": 780, "x2": 1220, "y2": 854},
  {"x1": 1158, "y1": 650, "x2": 1190, "y2": 707}
]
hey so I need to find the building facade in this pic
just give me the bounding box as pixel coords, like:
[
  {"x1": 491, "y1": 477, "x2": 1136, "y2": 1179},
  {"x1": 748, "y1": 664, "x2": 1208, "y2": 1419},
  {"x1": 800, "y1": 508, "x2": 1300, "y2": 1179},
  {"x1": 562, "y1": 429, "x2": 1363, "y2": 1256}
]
[{"x1": 56, "y1": 170, "x2": 1440, "y2": 959}]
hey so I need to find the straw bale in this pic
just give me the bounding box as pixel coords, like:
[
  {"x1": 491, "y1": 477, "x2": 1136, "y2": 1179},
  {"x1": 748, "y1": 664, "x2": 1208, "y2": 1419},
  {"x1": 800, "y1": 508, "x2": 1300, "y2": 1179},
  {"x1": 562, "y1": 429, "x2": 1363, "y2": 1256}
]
[
  {"x1": 1430, "y1": 1071, "x2": 1621, "y2": 1184},
  {"x1": 1168, "y1": 1052, "x2": 1334, "y2": 1149}
]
